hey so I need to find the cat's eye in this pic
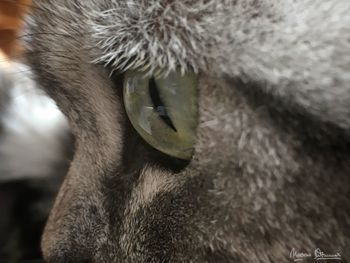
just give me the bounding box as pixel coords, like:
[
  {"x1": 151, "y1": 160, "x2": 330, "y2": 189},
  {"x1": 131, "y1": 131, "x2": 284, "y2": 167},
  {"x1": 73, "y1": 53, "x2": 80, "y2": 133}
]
[{"x1": 123, "y1": 71, "x2": 198, "y2": 160}]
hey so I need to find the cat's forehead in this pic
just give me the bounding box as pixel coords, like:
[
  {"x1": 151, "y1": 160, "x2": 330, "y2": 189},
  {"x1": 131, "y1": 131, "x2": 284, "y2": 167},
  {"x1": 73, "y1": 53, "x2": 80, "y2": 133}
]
[
  {"x1": 83, "y1": 0, "x2": 282, "y2": 75},
  {"x1": 30, "y1": 0, "x2": 283, "y2": 76},
  {"x1": 85, "y1": 0, "x2": 228, "y2": 75}
]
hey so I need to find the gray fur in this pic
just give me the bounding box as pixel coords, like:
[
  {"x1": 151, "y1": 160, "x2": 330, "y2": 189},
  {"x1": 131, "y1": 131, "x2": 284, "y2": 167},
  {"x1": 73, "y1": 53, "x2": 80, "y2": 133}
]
[{"x1": 26, "y1": 0, "x2": 350, "y2": 262}]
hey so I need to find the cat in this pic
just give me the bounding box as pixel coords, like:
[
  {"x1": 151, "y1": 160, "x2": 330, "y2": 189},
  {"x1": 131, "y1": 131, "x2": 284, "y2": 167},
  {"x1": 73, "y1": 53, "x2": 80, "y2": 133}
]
[{"x1": 26, "y1": 0, "x2": 350, "y2": 262}]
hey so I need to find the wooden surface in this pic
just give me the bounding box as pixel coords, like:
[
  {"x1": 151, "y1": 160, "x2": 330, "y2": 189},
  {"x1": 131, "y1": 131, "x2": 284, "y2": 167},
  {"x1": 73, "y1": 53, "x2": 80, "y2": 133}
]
[{"x1": 0, "y1": 0, "x2": 31, "y2": 57}]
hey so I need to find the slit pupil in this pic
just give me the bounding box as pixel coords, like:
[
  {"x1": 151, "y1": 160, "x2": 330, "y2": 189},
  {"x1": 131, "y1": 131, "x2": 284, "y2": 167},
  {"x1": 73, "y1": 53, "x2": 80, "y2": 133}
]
[{"x1": 149, "y1": 77, "x2": 177, "y2": 132}]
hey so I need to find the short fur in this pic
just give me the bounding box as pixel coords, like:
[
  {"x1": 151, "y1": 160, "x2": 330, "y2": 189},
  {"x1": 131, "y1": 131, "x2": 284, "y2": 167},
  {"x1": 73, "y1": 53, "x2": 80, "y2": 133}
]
[{"x1": 27, "y1": 0, "x2": 350, "y2": 262}]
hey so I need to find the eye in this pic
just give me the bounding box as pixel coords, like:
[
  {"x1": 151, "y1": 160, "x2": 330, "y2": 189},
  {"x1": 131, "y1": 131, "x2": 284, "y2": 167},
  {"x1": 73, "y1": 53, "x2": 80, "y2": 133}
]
[{"x1": 123, "y1": 70, "x2": 198, "y2": 160}]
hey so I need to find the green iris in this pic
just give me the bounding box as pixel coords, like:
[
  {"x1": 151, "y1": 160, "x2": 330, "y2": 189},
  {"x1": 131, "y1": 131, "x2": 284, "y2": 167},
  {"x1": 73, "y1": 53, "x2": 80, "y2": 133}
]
[{"x1": 123, "y1": 70, "x2": 198, "y2": 160}]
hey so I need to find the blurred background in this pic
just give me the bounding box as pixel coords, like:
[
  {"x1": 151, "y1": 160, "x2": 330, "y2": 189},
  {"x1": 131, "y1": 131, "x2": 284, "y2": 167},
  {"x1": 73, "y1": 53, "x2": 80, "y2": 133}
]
[{"x1": 0, "y1": 1, "x2": 72, "y2": 262}]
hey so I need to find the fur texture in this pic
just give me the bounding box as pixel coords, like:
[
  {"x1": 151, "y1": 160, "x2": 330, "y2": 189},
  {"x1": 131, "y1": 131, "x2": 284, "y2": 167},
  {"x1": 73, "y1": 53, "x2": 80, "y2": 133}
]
[{"x1": 26, "y1": 0, "x2": 350, "y2": 262}]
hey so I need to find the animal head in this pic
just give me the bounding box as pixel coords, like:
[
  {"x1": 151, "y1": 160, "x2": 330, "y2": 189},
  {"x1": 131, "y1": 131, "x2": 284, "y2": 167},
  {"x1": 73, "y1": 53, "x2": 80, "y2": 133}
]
[{"x1": 27, "y1": 0, "x2": 350, "y2": 262}]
